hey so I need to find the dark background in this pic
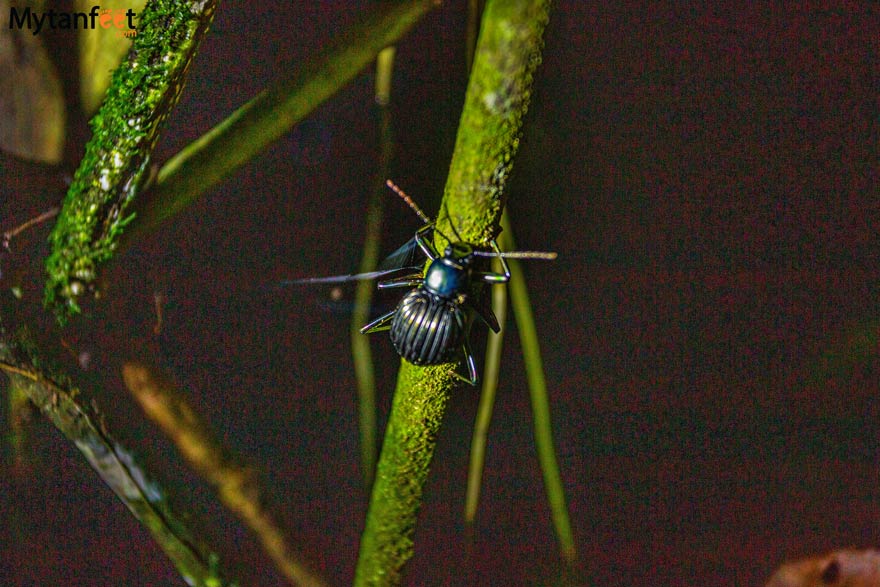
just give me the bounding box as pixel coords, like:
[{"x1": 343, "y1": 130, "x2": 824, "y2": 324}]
[{"x1": 1, "y1": 2, "x2": 878, "y2": 586}]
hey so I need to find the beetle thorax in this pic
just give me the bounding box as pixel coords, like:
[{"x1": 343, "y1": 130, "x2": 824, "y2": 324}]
[{"x1": 424, "y1": 257, "x2": 470, "y2": 298}]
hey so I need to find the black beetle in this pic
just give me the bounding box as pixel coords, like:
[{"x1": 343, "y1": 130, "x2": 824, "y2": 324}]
[
  {"x1": 360, "y1": 222, "x2": 515, "y2": 384},
  {"x1": 290, "y1": 181, "x2": 555, "y2": 384}
]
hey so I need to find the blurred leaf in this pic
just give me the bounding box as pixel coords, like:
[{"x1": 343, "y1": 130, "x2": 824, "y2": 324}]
[
  {"x1": 0, "y1": 0, "x2": 65, "y2": 163},
  {"x1": 77, "y1": 0, "x2": 146, "y2": 114},
  {"x1": 122, "y1": 361, "x2": 328, "y2": 587},
  {"x1": 126, "y1": 0, "x2": 438, "y2": 244},
  {"x1": 766, "y1": 549, "x2": 880, "y2": 587}
]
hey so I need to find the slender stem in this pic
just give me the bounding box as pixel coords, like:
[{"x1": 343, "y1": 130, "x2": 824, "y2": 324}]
[
  {"x1": 502, "y1": 214, "x2": 577, "y2": 563},
  {"x1": 374, "y1": 46, "x2": 397, "y2": 107},
  {"x1": 351, "y1": 47, "x2": 398, "y2": 490},
  {"x1": 355, "y1": 2, "x2": 552, "y2": 584},
  {"x1": 464, "y1": 255, "x2": 507, "y2": 522}
]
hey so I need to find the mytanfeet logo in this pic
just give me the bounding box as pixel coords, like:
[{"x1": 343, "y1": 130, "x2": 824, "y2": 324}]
[{"x1": 8, "y1": 5, "x2": 137, "y2": 36}]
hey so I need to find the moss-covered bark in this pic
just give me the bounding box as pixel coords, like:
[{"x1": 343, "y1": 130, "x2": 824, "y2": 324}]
[
  {"x1": 354, "y1": 1, "x2": 552, "y2": 584},
  {"x1": 436, "y1": 0, "x2": 551, "y2": 245},
  {"x1": 354, "y1": 364, "x2": 453, "y2": 586},
  {"x1": 44, "y1": 0, "x2": 216, "y2": 320}
]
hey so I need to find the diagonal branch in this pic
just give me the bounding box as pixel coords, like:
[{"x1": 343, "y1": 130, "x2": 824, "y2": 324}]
[
  {"x1": 0, "y1": 333, "x2": 230, "y2": 587},
  {"x1": 44, "y1": 0, "x2": 217, "y2": 320},
  {"x1": 122, "y1": 361, "x2": 329, "y2": 587}
]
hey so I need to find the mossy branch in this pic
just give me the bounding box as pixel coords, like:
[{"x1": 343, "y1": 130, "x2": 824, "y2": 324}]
[
  {"x1": 354, "y1": 1, "x2": 551, "y2": 584},
  {"x1": 354, "y1": 364, "x2": 454, "y2": 586},
  {"x1": 435, "y1": 0, "x2": 550, "y2": 245},
  {"x1": 44, "y1": 0, "x2": 217, "y2": 320}
]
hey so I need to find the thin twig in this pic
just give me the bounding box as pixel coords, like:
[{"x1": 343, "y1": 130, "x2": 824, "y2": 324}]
[
  {"x1": 122, "y1": 361, "x2": 329, "y2": 587},
  {"x1": 2, "y1": 207, "x2": 60, "y2": 250},
  {"x1": 464, "y1": 253, "x2": 508, "y2": 522}
]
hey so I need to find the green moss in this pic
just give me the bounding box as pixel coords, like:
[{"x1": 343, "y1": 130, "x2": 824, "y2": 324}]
[
  {"x1": 355, "y1": 363, "x2": 454, "y2": 586},
  {"x1": 44, "y1": 0, "x2": 216, "y2": 320},
  {"x1": 437, "y1": 0, "x2": 550, "y2": 246}
]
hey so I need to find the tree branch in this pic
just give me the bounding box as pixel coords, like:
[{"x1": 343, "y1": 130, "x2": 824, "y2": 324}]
[
  {"x1": 0, "y1": 332, "x2": 230, "y2": 586},
  {"x1": 354, "y1": 1, "x2": 552, "y2": 584},
  {"x1": 44, "y1": 0, "x2": 217, "y2": 320}
]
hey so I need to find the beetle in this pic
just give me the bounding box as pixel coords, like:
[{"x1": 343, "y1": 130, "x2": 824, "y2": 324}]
[{"x1": 291, "y1": 181, "x2": 555, "y2": 384}]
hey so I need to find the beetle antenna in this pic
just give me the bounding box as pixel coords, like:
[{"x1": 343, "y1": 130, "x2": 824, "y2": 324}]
[
  {"x1": 385, "y1": 180, "x2": 431, "y2": 224},
  {"x1": 386, "y1": 179, "x2": 457, "y2": 245},
  {"x1": 474, "y1": 250, "x2": 558, "y2": 260}
]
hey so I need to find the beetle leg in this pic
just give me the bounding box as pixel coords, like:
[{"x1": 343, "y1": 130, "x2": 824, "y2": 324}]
[
  {"x1": 414, "y1": 223, "x2": 440, "y2": 260},
  {"x1": 447, "y1": 335, "x2": 479, "y2": 385},
  {"x1": 475, "y1": 239, "x2": 510, "y2": 284},
  {"x1": 377, "y1": 274, "x2": 424, "y2": 289},
  {"x1": 459, "y1": 336, "x2": 479, "y2": 385},
  {"x1": 360, "y1": 309, "x2": 397, "y2": 334},
  {"x1": 468, "y1": 292, "x2": 501, "y2": 333}
]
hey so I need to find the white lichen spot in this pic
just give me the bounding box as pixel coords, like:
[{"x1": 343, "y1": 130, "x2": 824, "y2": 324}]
[
  {"x1": 112, "y1": 151, "x2": 124, "y2": 169},
  {"x1": 493, "y1": 161, "x2": 508, "y2": 183},
  {"x1": 99, "y1": 170, "x2": 111, "y2": 191},
  {"x1": 190, "y1": 0, "x2": 210, "y2": 14},
  {"x1": 483, "y1": 91, "x2": 501, "y2": 113}
]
